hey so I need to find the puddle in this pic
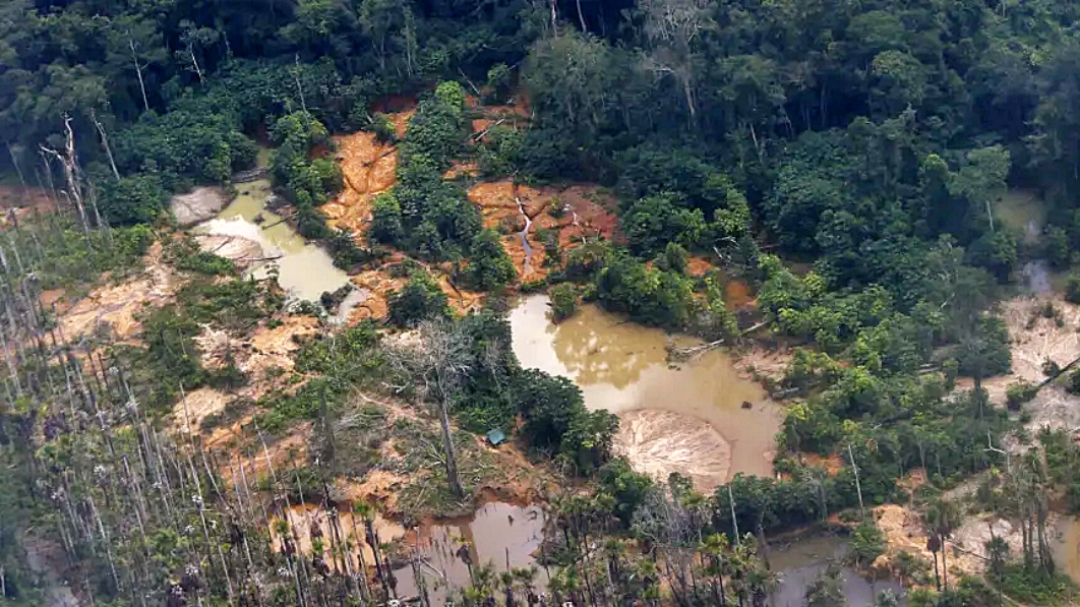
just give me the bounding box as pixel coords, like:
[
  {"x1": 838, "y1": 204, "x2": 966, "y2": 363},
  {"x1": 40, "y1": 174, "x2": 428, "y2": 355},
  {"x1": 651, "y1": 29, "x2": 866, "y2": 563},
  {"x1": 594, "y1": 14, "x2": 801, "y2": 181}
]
[
  {"x1": 389, "y1": 502, "x2": 547, "y2": 602},
  {"x1": 769, "y1": 536, "x2": 905, "y2": 606},
  {"x1": 509, "y1": 295, "x2": 781, "y2": 490},
  {"x1": 198, "y1": 178, "x2": 349, "y2": 302}
]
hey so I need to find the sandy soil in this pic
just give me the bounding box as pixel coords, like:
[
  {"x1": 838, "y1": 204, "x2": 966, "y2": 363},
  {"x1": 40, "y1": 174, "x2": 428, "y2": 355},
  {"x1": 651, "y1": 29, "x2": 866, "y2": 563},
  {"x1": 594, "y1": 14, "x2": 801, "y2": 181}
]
[
  {"x1": 173, "y1": 387, "x2": 230, "y2": 434},
  {"x1": 614, "y1": 409, "x2": 732, "y2": 492},
  {"x1": 194, "y1": 233, "x2": 265, "y2": 270},
  {"x1": 340, "y1": 469, "x2": 411, "y2": 514},
  {"x1": 195, "y1": 314, "x2": 320, "y2": 399},
  {"x1": 953, "y1": 295, "x2": 1080, "y2": 436},
  {"x1": 171, "y1": 186, "x2": 229, "y2": 226},
  {"x1": 57, "y1": 241, "x2": 174, "y2": 341},
  {"x1": 734, "y1": 345, "x2": 794, "y2": 384}
]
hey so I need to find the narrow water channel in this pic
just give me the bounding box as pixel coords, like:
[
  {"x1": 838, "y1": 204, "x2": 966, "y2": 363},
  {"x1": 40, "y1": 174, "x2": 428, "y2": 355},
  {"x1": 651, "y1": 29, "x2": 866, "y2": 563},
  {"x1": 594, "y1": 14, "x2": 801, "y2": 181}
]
[{"x1": 509, "y1": 295, "x2": 782, "y2": 491}]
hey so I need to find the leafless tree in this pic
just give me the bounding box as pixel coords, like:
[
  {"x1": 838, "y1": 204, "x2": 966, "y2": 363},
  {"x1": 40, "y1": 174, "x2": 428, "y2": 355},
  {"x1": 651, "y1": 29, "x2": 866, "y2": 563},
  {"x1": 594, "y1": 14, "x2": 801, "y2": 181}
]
[
  {"x1": 387, "y1": 319, "x2": 474, "y2": 497},
  {"x1": 638, "y1": 0, "x2": 714, "y2": 120},
  {"x1": 632, "y1": 486, "x2": 701, "y2": 604},
  {"x1": 39, "y1": 114, "x2": 89, "y2": 231}
]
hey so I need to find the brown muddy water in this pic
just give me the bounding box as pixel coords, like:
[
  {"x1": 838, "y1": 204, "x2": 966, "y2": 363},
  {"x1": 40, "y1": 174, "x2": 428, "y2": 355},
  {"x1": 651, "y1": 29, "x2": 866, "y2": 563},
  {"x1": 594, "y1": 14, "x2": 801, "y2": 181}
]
[
  {"x1": 198, "y1": 178, "x2": 349, "y2": 302},
  {"x1": 273, "y1": 502, "x2": 546, "y2": 603},
  {"x1": 390, "y1": 502, "x2": 547, "y2": 602},
  {"x1": 510, "y1": 295, "x2": 781, "y2": 491},
  {"x1": 769, "y1": 536, "x2": 904, "y2": 606}
]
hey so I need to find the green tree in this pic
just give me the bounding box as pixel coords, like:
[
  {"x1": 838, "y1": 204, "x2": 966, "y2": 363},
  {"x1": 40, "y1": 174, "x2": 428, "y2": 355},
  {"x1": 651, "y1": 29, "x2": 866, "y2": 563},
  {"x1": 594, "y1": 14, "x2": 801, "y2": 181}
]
[
  {"x1": 622, "y1": 193, "x2": 708, "y2": 257},
  {"x1": 462, "y1": 229, "x2": 515, "y2": 291},
  {"x1": 548, "y1": 283, "x2": 578, "y2": 323},
  {"x1": 849, "y1": 519, "x2": 886, "y2": 570},
  {"x1": 387, "y1": 271, "x2": 450, "y2": 327}
]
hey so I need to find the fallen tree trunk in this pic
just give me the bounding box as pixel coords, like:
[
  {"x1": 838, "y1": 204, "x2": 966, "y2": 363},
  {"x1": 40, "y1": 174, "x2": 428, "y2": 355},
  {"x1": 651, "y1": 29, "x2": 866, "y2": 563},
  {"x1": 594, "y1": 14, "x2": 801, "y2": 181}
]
[{"x1": 666, "y1": 320, "x2": 770, "y2": 361}]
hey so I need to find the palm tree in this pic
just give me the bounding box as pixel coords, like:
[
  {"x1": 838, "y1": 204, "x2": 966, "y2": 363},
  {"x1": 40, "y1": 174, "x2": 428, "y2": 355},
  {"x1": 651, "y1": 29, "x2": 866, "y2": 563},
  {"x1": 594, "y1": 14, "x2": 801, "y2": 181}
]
[
  {"x1": 923, "y1": 497, "x2": 961, "y2": 590},
  {"x1": 700, "y1": 533, "x2": 730, "y2": 606}
]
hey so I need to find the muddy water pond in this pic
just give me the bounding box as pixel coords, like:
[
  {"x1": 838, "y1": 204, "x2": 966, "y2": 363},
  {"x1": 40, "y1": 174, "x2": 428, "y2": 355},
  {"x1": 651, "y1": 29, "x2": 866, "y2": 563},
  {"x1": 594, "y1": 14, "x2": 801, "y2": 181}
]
[
  {"x1": 198, "y1": 178, "x2": 349, "y2": 302},
  {"x1": 510, "y1": 295, "x2": 782, "y2": 491},
  {"x1": 389, "y1": 502, "x2": 547, "y2": 602},
  {"x1": 769, "y1": 536, "x2": 905, "y2": 606}
]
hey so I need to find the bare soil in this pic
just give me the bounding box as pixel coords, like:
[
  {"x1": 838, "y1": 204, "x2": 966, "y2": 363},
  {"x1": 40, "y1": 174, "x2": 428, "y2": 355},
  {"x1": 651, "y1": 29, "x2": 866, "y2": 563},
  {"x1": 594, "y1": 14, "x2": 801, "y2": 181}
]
[
  {"x1": 194, "y1": 233, "x2": 265, "y2": 270},
  {"x1": 0, "y1": 185, "x2": 55, "y2": 227},
  {"x1": 956, "y1": 295, "x2": 1080, "y2": 435},
  {"x1": 321, "y1": 110, "x2": 412, "y2": 238},
  {"x1": 57, "y1": 241, "x2": 174, "y2": 342},
  {"x1": 614, "y1": 409, "x2": 732, "y2": 492},
  {"x1": 171, "y1": 186, "x2": 229, "y2": 226},
  {"x1": 467, "y1": 180, "x2": 619, "y2": 283}
]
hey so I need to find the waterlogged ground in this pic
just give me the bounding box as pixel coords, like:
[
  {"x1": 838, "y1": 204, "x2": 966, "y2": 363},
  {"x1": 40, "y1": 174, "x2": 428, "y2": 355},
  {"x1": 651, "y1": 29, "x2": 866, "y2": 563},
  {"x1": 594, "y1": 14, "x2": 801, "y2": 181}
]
[
  {"x1": 510, "y1": 295, "x2": 782, "y2": 491},
  {"x1": 769, "y1": 536, "x2": 905, "y2": 606},
  {"x1": 390, "y1": 502, "x2": 547, "y2": 602}
]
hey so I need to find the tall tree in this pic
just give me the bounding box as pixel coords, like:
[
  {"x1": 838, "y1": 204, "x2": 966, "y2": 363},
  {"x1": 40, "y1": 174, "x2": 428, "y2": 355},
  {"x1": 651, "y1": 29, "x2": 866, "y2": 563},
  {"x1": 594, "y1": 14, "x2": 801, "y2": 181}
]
[{"x1": 638, "y1": 0, "x2": 713, "y2": 120}]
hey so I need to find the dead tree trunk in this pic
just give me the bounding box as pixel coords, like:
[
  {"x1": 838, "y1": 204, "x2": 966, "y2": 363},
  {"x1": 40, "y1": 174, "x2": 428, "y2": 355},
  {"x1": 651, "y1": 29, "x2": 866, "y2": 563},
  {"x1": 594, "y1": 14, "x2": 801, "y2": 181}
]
[
  {"x1": 129, "y1": 38, "x2": 150, "y2": 112},
  {"x1": 39, "y1": 115, "x2": 89, "y2": 231},
  {"x1": 90, "y1": 111, "x2": 121, "y2": 180}
]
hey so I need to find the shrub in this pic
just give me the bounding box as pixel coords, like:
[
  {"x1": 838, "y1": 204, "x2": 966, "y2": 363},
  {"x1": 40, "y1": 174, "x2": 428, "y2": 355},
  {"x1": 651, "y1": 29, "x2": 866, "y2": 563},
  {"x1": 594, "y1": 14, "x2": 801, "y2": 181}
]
[
  {"x1": 1066, "y1": 274, "x2": 1080, "y2": 304},
  {"x1": 548, "y1": 283, "x2": 578, "y2": 322},
  {"x1": 370, "y1": 112, "x2": 397, "y2": 143},
  {"x1": 1005, "y1": 380, "x2": 1039, "y2": 410}
]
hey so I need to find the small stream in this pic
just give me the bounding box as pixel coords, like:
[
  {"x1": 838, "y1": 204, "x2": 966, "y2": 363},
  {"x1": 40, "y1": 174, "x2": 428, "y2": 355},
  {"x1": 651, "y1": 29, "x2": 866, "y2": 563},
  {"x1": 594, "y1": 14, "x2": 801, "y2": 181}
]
[{"x1": 515, "y1": 196, "x2": 534, "y2": 274}]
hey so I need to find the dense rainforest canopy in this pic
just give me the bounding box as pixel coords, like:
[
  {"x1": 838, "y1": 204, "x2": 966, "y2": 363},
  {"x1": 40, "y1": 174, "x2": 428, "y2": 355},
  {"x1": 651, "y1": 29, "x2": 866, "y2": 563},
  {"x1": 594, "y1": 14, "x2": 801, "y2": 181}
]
[{"x1": 5, "y1": 0, "x2": 1080, "y2": 605}]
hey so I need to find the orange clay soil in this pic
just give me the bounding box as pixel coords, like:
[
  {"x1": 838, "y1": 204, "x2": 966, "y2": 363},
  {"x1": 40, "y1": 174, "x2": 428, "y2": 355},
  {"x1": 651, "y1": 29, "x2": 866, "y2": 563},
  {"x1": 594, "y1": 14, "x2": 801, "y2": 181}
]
[
  {"x1": 321, "y1": 109, "x2": 413, "y2": 238},
  {"x1": 467, "y1": 180, "x2": 619, "y2": 283}
]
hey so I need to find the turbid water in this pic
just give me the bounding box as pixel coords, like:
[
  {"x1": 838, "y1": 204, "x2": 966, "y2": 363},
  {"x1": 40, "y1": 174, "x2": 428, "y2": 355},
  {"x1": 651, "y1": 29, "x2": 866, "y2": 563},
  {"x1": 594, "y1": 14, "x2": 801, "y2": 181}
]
[
  {"x1": 198, "y1": 178, "x2": 349, "y2": 302},
  {"x1": 769, "y1": 536, "x2": 904, "y2": 606},
  {"x1": 509, "y1": 295, "x2": 782, "y2": 490},
  {"x1": 272, "y1": 500, "x2": 545, "y2": 604},
  {"x1": 390, "y1": 502, "x2": 547, "y2": 602}
]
